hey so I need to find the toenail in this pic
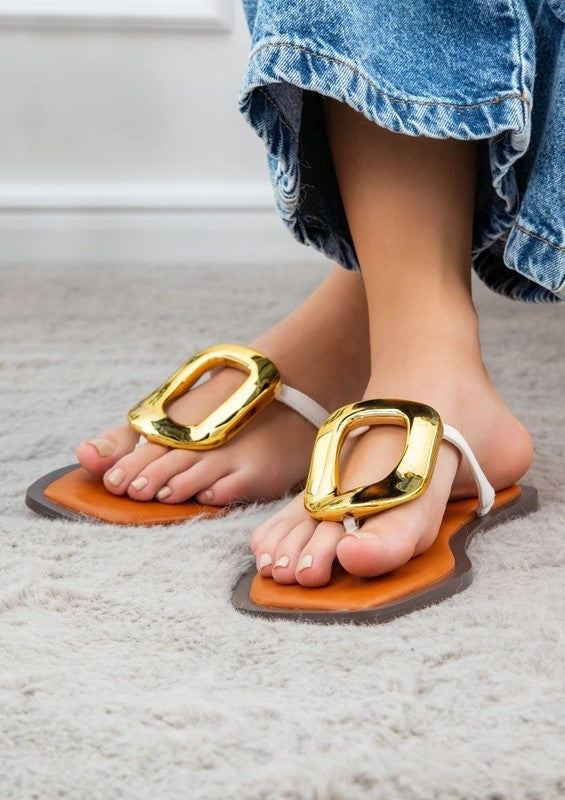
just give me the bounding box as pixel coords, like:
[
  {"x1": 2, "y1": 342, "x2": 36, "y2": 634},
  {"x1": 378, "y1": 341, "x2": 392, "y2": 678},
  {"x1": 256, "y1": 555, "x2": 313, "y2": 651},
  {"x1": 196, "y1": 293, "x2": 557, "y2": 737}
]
[
  {"x1": 274, "y1": 555, "x2": 290, "y2": 569},
  {"x1": 258, "y1": 553, "x2": 272, "y2": 570},
  {"x1": 297, "y1": 554, "x2": 313, "y2": 572},
  {"x1": 107, "y1": 468, "x2": 125, "y2": 487},
  {"x1": 203, "y1": 489, "x2": 214, "y2": 501},
  {"x1": 131, "y1": 476, "x2": 148, "y2": 491},
  {"x1": 157, "y1": 486, "x2": 172, "y2": 500},
  {"x1": 88, "y1": 438, "x2": 115, "y2": 457}
]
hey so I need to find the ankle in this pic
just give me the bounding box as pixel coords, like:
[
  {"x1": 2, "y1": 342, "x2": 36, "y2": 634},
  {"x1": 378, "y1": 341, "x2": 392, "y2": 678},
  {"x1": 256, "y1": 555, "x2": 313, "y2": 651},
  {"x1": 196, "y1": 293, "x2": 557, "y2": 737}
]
[
  {"x1": 376, "y1": 284, "x2": 477, "y2": 329},
  {"x1": 371, "y1": 323, "x2": 483, "y2": 381},
  {"x1": 366, "y1": 337, "x2": 498, "y2": 422}
]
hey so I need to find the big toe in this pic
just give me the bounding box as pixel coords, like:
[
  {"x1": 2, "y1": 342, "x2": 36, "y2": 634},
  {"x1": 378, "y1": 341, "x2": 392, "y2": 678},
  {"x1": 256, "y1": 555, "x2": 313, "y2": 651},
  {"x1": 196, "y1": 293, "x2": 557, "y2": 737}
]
[
  {"x1": 336, "y1": 524, "x2": 418, "y2": 578},
  {"x1": 335, "y1": 496, "x2": 445, "y2": 578},
  {"x1": 76, "y1": 425, "x2": 140, "y2": 476}
]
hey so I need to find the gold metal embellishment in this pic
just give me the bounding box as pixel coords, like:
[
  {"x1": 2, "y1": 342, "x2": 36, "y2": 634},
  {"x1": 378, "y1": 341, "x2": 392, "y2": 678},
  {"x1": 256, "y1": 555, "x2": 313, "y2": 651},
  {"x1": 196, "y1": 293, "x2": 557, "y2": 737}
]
[
  {"x1": 128, "y1": 344, "x2": 281, "y2": 449},
  {"x1": 304, "y1": 400, "x2": 442, "y2": 521}
]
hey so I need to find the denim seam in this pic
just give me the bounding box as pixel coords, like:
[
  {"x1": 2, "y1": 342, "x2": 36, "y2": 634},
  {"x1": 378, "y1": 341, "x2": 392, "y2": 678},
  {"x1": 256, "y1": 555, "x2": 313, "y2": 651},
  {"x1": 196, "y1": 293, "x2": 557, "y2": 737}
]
[
  {"x1": 250, "y1": 41, "x2": 531, "y2": 112},
  {"x1": 514, "y1": 223, "x2": 565, "y2": 252},
  {"x1": 508, "y1": 0, "x2": 527, "y2": 118},
  {"x1": 255, "y1": 86, "x2": 299, "y2": 143}
]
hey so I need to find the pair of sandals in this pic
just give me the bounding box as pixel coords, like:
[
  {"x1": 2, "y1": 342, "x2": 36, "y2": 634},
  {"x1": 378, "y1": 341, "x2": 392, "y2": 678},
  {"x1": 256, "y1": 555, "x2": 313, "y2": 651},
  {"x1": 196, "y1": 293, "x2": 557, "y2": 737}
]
[{"x1": 26, "y1": 344, "x2": 537, "y2": 623}]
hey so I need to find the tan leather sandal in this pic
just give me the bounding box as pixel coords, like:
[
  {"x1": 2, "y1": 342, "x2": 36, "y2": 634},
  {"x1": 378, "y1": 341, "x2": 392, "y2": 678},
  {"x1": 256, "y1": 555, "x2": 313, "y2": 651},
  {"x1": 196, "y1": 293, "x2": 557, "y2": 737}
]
[
  {"x1": 26, "y1": 345, "x2": 329, "y2": 526},
  {"x1": 232, "y1": 400, "x2": 537, "y2": 623}
]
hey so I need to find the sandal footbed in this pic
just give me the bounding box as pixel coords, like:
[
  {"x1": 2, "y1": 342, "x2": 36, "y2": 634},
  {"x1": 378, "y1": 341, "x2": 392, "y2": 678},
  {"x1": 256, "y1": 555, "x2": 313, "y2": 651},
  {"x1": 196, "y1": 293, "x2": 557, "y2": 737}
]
[
  {"x1": 26, "y1": 464, "x2": 223, "y2": 526},
  {"x1": 231, "y1": 484, "x2": 537, "y2": 623}
]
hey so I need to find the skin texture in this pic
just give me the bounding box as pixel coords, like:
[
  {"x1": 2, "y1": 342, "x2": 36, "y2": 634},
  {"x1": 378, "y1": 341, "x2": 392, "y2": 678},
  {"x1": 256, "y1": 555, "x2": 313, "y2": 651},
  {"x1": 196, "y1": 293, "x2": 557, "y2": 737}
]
[
  {"x1": 78, "y1": 99, "x2": 533, "y2": 584},
  {"x1": 250, "y1": 99, "x2": 533, "y2": 586},
  {"x1": 77, "y1": 266, "x2": 370, "y2": 505}
]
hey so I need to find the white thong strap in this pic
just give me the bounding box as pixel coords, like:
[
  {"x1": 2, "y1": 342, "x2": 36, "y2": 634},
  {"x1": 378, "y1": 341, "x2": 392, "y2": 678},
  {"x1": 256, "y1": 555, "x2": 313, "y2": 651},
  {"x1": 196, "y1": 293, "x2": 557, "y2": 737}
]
[
  {"x1": 441, "y1": 424, "x2": 495, "y2": 517},
  {"x1": 276, "y1": 384, "x2": 329, "y2": 429}
]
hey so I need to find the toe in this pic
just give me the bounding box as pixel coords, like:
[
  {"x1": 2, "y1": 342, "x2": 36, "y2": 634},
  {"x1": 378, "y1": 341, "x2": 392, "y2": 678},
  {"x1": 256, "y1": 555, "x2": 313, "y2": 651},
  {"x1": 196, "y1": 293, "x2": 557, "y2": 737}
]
[
  {"x1": 195, "y1": 470, "x2": 250, "y2": 506},
  {"x1": 158, "y1": 457, "x2": 232, "y2": 504},
  {"x1": 336, "y1": 522, "x2": 417, "y2": 577},
  {"x1": 77, "y1": 425, "x2": 140, "y2": 476},
  {"x1": 270, "y1": 519, "x2": 318, "y2": 584},
  {"x1": 295, "y1": 521, "x2": 343, "y2": 587},
  {"x1": 253, "y1": 518, "x2": 307, "y2": 579},
  {"x1": 102, "y1": 441, "x2": 169, "y2": 495},
  {"x1": 253, "y1": 522, "x2": 292, "y2": 578},
  {"x1": 336, "y1": 445, "x2": 457, "y2": 578},
  {"x1": 250, "y1": 494, "x2": 309, "y2": 553},
  {"x1": 125, "y1": 449, "x2": 200, "y2": 501},
  {"x1": 336, "y1": 500, "x2": 443, "y2": 577}
]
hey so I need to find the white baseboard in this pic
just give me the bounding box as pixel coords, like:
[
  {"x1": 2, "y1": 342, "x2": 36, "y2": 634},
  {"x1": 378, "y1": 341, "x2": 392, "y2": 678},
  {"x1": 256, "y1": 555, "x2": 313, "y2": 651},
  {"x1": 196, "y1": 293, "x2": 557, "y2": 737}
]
[
  {"x1": 0, "y1": 183, "x2": 327, "y2": 267},
  {"x1": 0, "y1": 1, "x2": 231, "y2": 31}
]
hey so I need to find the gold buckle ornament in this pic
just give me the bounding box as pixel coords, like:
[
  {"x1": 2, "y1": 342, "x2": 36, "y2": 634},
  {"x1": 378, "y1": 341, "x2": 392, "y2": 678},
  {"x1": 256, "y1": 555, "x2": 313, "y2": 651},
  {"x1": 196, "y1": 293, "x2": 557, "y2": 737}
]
[
  {"x1": 128, "y1": 344, "x2": 281, "y2": 449},
  {"x1": 304, "y1": 400, "x2": 442, "y2": 522}
]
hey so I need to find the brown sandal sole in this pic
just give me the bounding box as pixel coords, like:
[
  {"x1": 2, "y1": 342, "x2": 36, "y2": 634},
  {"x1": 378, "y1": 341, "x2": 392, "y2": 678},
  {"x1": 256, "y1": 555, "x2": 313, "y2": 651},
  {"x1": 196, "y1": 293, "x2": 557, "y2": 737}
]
[
  {"x1": 25, "y1": 464, "x2": 223, "y2": 526},
  {"x1": 231, "y1": 485, "x2": 537, "y2": 624}
]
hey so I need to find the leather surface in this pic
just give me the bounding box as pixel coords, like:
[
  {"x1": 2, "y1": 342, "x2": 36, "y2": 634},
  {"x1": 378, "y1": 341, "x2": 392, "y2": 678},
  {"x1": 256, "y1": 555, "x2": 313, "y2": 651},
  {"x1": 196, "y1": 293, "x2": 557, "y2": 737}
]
[
  {"x1": 249, "y1": 486, "x2": 522, "y2": 611},
  {"x1": 44, "y1": 466, "x2": 223, "y2": 525}
]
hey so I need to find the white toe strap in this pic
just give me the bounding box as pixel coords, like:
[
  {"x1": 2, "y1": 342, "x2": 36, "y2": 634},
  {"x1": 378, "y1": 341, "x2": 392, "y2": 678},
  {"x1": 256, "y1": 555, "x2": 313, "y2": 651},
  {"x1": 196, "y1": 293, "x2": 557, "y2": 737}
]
[
  {"x1": 276, "y1": 384, "x2": 330, "y2": 429},
  {"x1": 442, "y1": 424, "x2": 495, "y2": 517}
]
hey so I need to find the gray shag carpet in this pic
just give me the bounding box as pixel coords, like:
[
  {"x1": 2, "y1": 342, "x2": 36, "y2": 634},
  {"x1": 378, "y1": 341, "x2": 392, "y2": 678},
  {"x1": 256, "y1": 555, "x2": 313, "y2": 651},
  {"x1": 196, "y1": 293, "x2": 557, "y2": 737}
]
[{"x1": 1, "y1": 261, "x2": 564, "y2": 800}]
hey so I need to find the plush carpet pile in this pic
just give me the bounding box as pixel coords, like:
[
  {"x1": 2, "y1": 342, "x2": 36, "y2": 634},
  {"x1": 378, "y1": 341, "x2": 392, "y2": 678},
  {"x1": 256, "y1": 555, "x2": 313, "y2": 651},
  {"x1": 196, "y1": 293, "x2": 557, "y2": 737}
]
[{"x1": 1, "y1": 261, "x2": 563, "y2": 799}]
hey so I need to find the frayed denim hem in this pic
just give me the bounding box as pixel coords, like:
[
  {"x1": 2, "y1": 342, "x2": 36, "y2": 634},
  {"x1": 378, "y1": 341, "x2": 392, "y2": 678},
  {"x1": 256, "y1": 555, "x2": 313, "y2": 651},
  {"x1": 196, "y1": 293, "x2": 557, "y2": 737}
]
[{"x1": 239, "y1": 26, "x2": 562, "y2": 303}]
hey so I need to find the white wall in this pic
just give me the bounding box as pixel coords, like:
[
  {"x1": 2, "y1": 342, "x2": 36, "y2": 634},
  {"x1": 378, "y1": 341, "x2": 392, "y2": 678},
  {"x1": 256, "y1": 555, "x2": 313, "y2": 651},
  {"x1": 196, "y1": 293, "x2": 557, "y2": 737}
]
[{"x1": 0, "y1": 1, "x2": 323, "y2": 266}]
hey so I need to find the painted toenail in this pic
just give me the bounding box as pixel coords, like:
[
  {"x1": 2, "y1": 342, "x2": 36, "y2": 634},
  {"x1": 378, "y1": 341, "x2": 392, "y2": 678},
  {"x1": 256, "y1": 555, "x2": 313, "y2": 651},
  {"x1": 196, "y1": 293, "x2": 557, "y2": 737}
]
[
  {"x1": 157, "y1": 486, "x2": 172, "y2": 500},
  {"x1": 258, "y1": 553, "x2": 272, "y2": 570},
  {"x1": 107, "y1": 468, "x2": 125, "y2": 486},
  {"x1": 131, "y1": 476, "x2": 148, "y2": 491},
  {"x1": 274, "y1": 555, "x2": 290, "y2": 569},
  {"x1": 88, "y1": 438, "x2": 115, "y2": 457},
  {"x1": 297, "y1": 554, "x2": 314, "y2": 572},
  {"x1": 203, "y1": 489, "x2": 214, "y2": 501}
]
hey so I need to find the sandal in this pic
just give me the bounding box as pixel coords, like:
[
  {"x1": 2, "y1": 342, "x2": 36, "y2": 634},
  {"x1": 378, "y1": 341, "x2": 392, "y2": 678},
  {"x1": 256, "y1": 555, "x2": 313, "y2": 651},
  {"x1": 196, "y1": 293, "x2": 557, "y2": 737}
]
[
  {"x1": 25, "y1": 345, "x2": 329, "y2": 526},
  {"x1": 231, "y1": 400, "x2": 537, "y2": 623}
]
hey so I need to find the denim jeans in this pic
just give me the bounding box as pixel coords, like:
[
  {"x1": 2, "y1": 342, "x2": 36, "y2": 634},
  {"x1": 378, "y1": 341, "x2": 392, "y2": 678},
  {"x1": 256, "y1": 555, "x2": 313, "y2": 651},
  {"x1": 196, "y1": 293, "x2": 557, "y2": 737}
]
[{"x1": 239, "y1": 0, "x2": 564, "y2": 302}]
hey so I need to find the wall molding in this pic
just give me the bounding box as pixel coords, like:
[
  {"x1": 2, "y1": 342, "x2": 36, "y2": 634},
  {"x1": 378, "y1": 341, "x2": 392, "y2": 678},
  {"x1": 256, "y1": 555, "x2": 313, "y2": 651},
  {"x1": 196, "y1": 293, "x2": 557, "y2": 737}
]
[
  {"x1": 0, "y1": 182, "x2": 274, "y2": 213},
  {"x1": 0, "y1": 182, "x2": 325, "y2": 267},
  {"x1": 0, "y1": 1, "x2": 231, "y2": 31}
]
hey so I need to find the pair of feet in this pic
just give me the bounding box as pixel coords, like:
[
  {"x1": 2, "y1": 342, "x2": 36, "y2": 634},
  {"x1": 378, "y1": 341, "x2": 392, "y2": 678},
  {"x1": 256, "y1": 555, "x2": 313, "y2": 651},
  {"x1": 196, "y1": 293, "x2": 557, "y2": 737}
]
[{"x1": 77, "y1": 268, "x2": 533, "y2": 588}]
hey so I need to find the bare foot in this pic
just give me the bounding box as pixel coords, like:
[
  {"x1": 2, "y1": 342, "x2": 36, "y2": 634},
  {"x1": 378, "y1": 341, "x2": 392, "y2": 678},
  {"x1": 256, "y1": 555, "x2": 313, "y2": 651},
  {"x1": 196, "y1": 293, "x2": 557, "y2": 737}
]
[
  {"x1": 76, "y1": 267, "x2": 369, "y2": 505},
  {"x1": 252, "y1": 97, "x2": 534, "y2": 586},
  {"x1": 250, "y1": 337, "x2": 533, "y2": 585}
]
